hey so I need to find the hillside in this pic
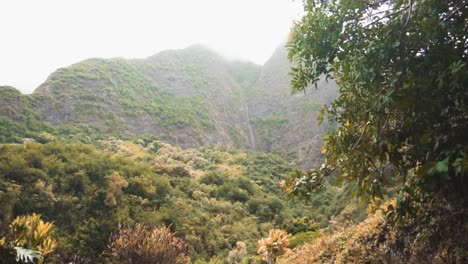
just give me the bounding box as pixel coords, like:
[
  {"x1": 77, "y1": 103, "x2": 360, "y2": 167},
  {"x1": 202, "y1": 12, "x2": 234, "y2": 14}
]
[
  {"x1": 2, "y1": 0, "x2": 467, "y2": 262},
  {"x1": 0, "y1": 139, "x2": 363, "y2": 262},
  {"x1": 0, "y1": 44, "x2": 337, "y2": 168},
  {"x1": 0, "y1": 44, "x2": 352, "y2": 263},
  {"x1": 249, "y1": 46, "x2": 338, "y2": 167}
]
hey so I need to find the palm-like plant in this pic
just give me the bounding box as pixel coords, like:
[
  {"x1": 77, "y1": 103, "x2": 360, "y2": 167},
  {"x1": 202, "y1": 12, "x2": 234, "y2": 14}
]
[
  {"x1": 257, "y1": 229, "x2": 291, "y2": 264},
  {"x1": 0, "y1": 213, "x2": 56, "y2": 264},
  {"x1": 105, "y1": 223, "x2": 190, "y2": 264}
]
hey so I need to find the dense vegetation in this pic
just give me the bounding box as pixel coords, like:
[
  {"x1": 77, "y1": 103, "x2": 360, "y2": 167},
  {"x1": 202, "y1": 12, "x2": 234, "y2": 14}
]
[
  {"x1": 2, "y1": 1, "x2": 465, "y2": 262},
  {"x1": 284, "y1": 0, "x2": 467, "y2": 262},
  {"x1": 0, "y1": 138, "x2": 362, "y2": 263},
  {"x1": 0, "y1": 44, "x2": 347, "y2": 263}
]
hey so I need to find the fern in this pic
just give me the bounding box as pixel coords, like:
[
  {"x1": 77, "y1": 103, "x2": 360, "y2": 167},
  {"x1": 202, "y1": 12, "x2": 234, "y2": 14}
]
[{"x1": 13, "y1": 247, "x2": 43, "y2": 263}]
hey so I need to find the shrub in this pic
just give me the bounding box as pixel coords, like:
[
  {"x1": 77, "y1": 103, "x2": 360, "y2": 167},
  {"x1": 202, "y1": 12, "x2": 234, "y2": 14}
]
[
  {"x1": 105, "y1": 223, "x2": 190, "y2": 264},
  {"x1": 227, "y1": 241, "x2": 247, "y2": 264},
  {"x1": 288, "y1": 231, "x2": 320, "y2": 248},
  {"x1": 282, "y1": 217, "x2": 318, "y2": 235},
  {"x1": 54, "y1": 248, "x2": 96, "y2": 264},
  {"x1": 0, "y1": 213, "x2": 56, "y2": 264},
  {"x1": 257, "y1": 229, "x2": 290, "y2": 264}
]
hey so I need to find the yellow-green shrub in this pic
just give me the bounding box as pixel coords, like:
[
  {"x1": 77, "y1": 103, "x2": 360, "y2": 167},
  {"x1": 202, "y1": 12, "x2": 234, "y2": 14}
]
[
  {"x1": 105, "y1": 223, "x2": 190, "y2": 264},
  {"x1": 1, "y1": 213, "x2": 56, "y2": 263},
  {"x1": 257, "y1": 229, "x2": 290, "y2": 264}
]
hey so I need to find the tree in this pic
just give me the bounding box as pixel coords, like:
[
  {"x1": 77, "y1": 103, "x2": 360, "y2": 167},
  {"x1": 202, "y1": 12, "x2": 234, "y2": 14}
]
[{"x1": 285, "y1": 0, "x2": 467, "y2": 221}]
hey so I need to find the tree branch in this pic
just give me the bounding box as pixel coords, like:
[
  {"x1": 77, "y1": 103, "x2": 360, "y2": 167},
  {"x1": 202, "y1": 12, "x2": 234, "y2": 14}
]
[
  {"x1": 352, "y1": 123, "x2": 368, "y2": 150},
  {"x1": 442, "y1": 1, "x2": 468, "y2": 22}
]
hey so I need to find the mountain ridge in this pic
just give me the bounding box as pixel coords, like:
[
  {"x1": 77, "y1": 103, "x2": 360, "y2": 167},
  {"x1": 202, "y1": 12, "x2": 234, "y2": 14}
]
[{"x1": 0, "y1": 44, "x2": 338, "y2": 168}]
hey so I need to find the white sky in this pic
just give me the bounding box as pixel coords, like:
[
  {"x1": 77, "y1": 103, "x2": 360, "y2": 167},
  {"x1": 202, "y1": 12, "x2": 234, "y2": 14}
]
[{"x1": 0, "y1": 0, "x2": 303, "y2": 94}]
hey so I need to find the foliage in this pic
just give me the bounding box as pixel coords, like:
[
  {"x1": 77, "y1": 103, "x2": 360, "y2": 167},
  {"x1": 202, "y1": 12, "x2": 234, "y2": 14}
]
[
  {"x1": 227, "y1": 241, "x2": 247, "y2": 264},
  {"x1": 287, "y1": 231, "x2": 320, "y2": 249},
  {"x1": 254, "y1": 116, "x2": 288, "y2": 129},
  {"x1": 281, "y1": 216, "x2": 318, "y2": 234},
  {"x1": 284, "y1": 0, "x2": 468, "y2": 261},
  {"x1": 278, "y1": 210, "x2": 392, "y2": 264},
  {"x1": 53, "y1": 248, "x2": 96, "y2": 264},
  {"x1": 253, "y1": 116, "x2": 289, "y2": 151},
  {"x1": 0, "y1": 140, "x2": 349, "y2": 261},
  {"x1": 287, "y1": 0, "x2": 468, "y2": 221},
  {"x1": 279, "y1": 200, "x2": 468, "y2": 263},
  {"x1": 0, "y1": 213, "x2": 56, "y2": 264},
  {"x1": 105, "y1": 223, "x2": 190, "y2": 264},
  {"x1": 7, "y1": 214, "x2": 56, "y2": 257},
  {"x1": 257, "y1": 229, "x2": 291, "y2": 264}
]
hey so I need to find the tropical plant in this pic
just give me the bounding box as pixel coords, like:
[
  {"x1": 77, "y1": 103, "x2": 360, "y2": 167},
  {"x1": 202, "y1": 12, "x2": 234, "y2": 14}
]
[
  {"x1": 105, "y1": 223, "x2": 190, "y2": 264},
  {"x1": 257, "y1": 229, "x2": 291, "y2": 264},
  {"x1": 0, "y1": 213, "x2": 56, "y2": 264}
]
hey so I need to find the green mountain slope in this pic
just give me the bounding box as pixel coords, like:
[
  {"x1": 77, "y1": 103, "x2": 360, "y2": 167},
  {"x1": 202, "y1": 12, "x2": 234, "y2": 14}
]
[
  {"x1": 0, "y1": 44, "x2": 337, "y2": 168},
  {"x1": 0, "y1": 45, "x2": 363, "y2": 263}
]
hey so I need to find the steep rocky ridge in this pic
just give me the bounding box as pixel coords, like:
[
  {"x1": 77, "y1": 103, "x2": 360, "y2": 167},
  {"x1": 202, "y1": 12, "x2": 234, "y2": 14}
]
[
  {"x1": 0, "y1": 44, "x2": 337, "y2": 168},
  {"x1": 248, "y1": 46, "x2": 338, "y2": 167}
]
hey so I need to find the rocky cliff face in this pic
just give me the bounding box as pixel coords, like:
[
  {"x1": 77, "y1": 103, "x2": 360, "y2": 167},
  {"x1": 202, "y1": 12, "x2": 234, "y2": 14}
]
[
  {"x1": 0, "y1": 44, "x2": 337, "y2": 168},
  {"x1": 248, "y1": 46, "x2": 338, "y2": 167}
]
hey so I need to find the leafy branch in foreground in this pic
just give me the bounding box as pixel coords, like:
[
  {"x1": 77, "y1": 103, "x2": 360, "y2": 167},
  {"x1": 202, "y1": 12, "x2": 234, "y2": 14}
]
[
  {"x1": 286, "y1": 0, "x2": 467, "y2": 220},
  {"x1": 283, "y1": 1, "x2": 468, "y2": 261}
]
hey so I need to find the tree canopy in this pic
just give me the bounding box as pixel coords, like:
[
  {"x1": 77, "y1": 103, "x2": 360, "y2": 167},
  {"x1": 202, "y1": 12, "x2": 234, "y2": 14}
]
[{"x1": 286, "y1": 0, "x2": 467, "y2": 221}]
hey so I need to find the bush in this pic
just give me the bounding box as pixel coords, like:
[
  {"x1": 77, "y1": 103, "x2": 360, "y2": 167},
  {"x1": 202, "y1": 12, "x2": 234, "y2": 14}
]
[
  {"x1": 0, "y1": 213, "x2": 56, "y2": 264},
  {"x1": 282, "y1": 217, "x2": 318, "y2": 234},
  {"x1": 227, "y1": 241, "x2": 247, "y2": 264},
  {"x1": 257, "y1": 229, "x2": 291, "y2": 264},
  {"x1": 105, "y1": 223, "x2": 190, "y2": 264},
  {"x1": 288, "y1": 231, "x2": 320, "y2": 248}
]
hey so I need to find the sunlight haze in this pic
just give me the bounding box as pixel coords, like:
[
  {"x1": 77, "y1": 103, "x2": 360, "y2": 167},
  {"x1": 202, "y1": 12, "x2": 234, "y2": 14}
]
[{"x1": 0, "y1": 0, "x2": 303, "y2": 94}]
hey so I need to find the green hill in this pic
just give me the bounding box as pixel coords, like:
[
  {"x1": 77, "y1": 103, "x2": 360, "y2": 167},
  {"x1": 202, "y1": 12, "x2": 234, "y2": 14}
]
[
  {"x1": 0, "y1": 44, "x2": 351, "y2": 263},
  {"x1": 0, "y1": 44, "x2": 337, "y2": 168}
]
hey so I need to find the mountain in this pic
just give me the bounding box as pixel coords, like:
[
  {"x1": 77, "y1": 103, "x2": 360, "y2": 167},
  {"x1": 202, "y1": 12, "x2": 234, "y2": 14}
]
[
  {"x1": 0, "y1": 45, "x2": 365, "y2": 263},
  {"x1": 248, "y1": 46, "x2": 338, "y2": 167},
  {"x1": 0, "y1": 44, "x2": 338, "y2": 168}
]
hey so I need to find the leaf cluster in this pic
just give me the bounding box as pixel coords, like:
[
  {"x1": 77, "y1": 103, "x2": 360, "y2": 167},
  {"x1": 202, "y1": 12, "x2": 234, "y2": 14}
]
[
  {"x1": 105, "y1": 223, "x2": 190, "y2": 264},
  {"x1": 287, "y1": 0, "x2": 468, "y2": 222}
]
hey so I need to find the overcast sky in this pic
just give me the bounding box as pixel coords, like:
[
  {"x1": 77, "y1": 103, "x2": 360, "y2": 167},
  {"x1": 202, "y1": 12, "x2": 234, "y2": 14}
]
[{"x1": 0, "y1": 0, "x2": 303, "y2": 94}]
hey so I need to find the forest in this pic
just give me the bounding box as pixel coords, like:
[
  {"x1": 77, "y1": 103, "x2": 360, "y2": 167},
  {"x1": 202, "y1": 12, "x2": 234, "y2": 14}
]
[
  {"x1": 0, "y1": 138, "x2": 364, "y2": 263},
  {"x1": 1, "y1": 0, "x2": 467, "y2": 263}
]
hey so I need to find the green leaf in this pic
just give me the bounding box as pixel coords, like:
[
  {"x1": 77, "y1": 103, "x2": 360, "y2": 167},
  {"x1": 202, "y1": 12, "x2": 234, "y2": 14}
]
[{"x1": 434, "y1": 158, "x2": 449, "y2": 174}]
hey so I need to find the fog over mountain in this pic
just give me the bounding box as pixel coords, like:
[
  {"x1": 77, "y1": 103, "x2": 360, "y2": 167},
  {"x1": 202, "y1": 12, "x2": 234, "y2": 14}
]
[{"x1": 0, "y1": 44, "x2": 337, "y2": 168}]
